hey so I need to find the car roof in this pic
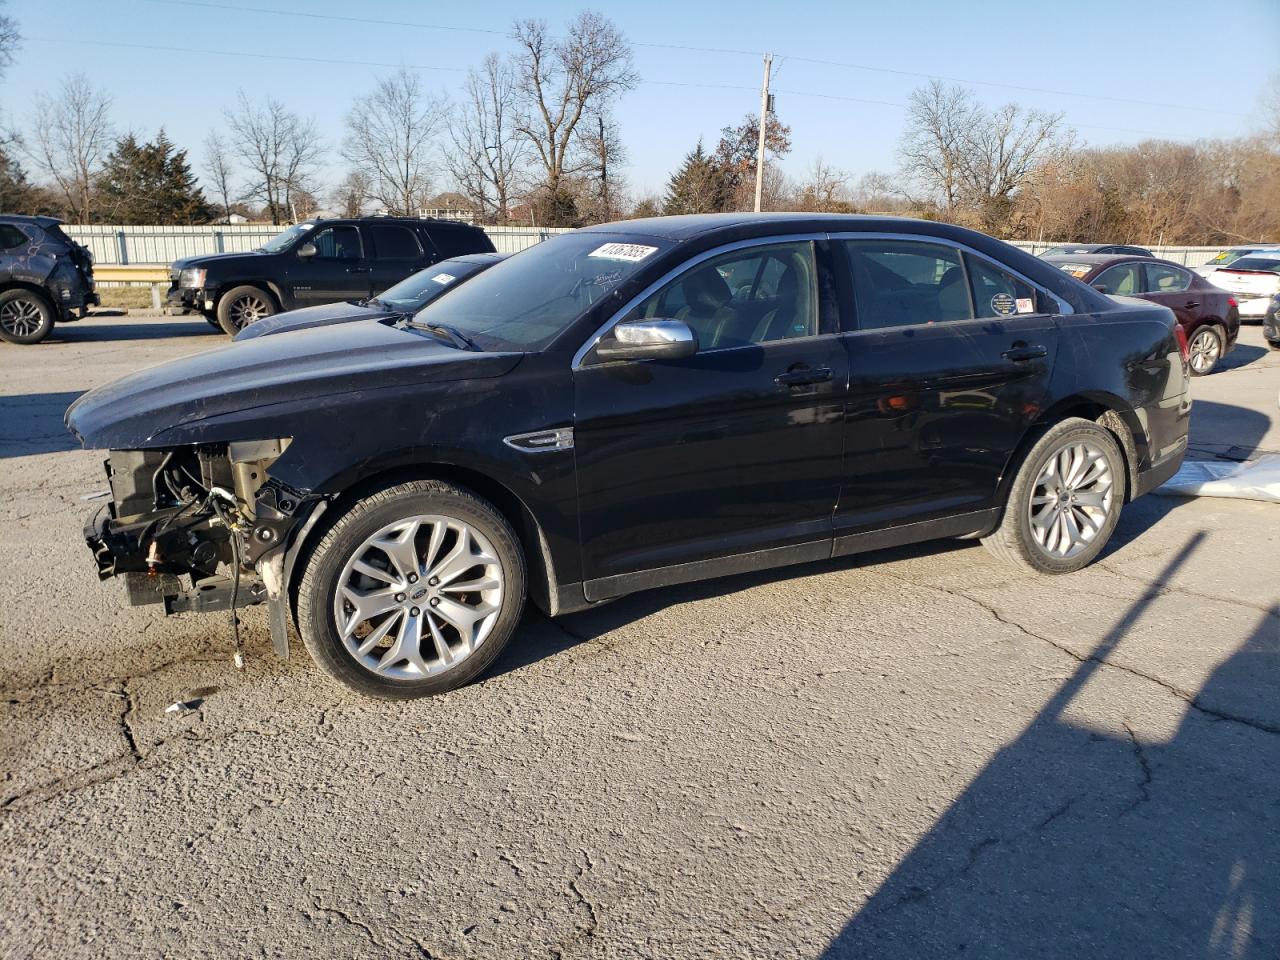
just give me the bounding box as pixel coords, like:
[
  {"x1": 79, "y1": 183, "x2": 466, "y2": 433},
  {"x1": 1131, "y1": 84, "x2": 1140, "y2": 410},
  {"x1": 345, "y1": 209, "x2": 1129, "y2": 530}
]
[
  {"x1": 310, "y1": 215, "x2": 486, "y2": 232},
  {"x1": 583, "y1": 211, "x2": 1005, "y2": 244},
  {"x1": 440, "y1": 252, "x2": 507, "y2": 265},
  {"x1": 1043, "y1": 253, "x2": 1189, "y2": 271},
  {"x1": 0, "y1": 214, "x2": 65, "y2": 227}
]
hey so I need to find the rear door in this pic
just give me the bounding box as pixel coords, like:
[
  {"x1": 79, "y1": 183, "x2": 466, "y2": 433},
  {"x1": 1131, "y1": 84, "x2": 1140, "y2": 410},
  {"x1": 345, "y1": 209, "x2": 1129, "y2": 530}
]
[
  {"x1": 832, "y1": 237, "x2": 1061, "y2": 545},
  {"x1": 1139, "y1": 262, "x2": 1198, "y2": 327},
  {"x1": 367, "y1": 222, "x2": 428, "y2": 295}
]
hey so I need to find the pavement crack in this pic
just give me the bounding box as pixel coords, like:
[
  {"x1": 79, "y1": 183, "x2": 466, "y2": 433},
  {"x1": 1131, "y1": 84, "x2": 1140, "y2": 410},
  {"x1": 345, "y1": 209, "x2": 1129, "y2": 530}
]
[
  {"x1": 1036, "y1": 797, "x2": 1076, "y2": 832},
  {"x1": 118, "y1": 679, "x2": 142, "y2": 762},
  {"x1": 553, "y1": 850, "x2": 599, "y2": 959},
  {"x1": 886, "y1": 573, "x2": 1280, "y2": 738},
  {"x1": 1121, "y1": 722, "x2": 1154, "y2": 815},
  {"x1": 310, "y1": 896, "x2": 388, "y2": 951}
]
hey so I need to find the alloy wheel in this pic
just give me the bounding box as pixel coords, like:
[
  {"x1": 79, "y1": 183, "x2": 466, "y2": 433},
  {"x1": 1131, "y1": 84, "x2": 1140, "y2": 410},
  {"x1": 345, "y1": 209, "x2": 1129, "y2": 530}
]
[
  {"x1": 1187, "y1": 328, "x2": 1220, "y2": 375},
  {"x1": 228, "y1": 293, "x2": 270, "y2": 329},
  {"x1": 1027, "y1": 440, "x2": 1115, "y2": 560},
  {"x1": 333, "y1": 514, "x2": 504, "y2": 680},
  {"x1": 0, "y1": 297, "x2": 44, "y2": 337}
]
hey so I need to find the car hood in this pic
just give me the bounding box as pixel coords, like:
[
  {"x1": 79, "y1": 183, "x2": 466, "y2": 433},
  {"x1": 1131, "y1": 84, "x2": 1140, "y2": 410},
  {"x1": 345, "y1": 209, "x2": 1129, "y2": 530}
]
[
  {"x1": 66, "y1": 320, "x2": 522, "y2": 449},
  {"x1": 234, "y1": 300, "x2": 397, "y2": 341},
  {"x1": 172, "y1": 250, "x2": 267, "y2": 272}
]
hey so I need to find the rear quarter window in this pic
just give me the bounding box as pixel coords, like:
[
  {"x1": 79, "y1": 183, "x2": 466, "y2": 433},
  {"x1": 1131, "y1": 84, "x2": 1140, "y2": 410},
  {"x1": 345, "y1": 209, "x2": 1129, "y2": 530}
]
[
  {"x1": 0, "y1": 224, "x2": 30, "y2": 250},
  {"x1": 427, "y1": 227, "x2": 492, "y2": 258}
]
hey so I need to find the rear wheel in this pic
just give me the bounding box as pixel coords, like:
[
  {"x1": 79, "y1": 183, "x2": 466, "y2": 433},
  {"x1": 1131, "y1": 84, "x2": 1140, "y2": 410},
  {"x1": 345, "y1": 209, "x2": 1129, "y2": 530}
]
[
  {"x1": 0, "y1": 289, "x2": 55, "y2": 344},
  {"x1": 1187, "y1": 324, "x2": 1224, "y2": 376},
  {"x1": 982, "y1": 418, "x2": 1125, "y2": 574},
  {"x1": 216, "y1": 285, "x2": 275, "y2": 335},
  {"x1": 297, "y1": 480, "x2": 526, "y2": 699}
]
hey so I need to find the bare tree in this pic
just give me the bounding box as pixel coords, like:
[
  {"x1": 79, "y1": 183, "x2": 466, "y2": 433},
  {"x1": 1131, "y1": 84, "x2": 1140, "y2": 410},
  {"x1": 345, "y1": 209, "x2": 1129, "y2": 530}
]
[
  {"x1": 0, "y1": 0, "x2": 20, "y2": 81},
  {"x1": 446, "y1": 53, "x2": 529, "y2": 223},
  {"x1": 795, "y1": 157, "x2": 852, "y2": 212},
  {"x1": 579, "y1": 111, "x2": 627, "y2": 222},
  {"x1": 344, "y1": 68, "x2": 445, "y2": 216},
  {"x1": 202, "y1": 132, "x2": 235, "y2": 224},
  {"x1": 512, "y1": 13, "x2": 637, "y2": 222},
  {"x1": 331, "y1": 170, "x2": 372, "y2": 218},
  {"x1": 28, "y1": 74, "x2": 112, "y2": 222},
  {"x1": 224, "y1": 91, "x2": 320, "y2": 225},
  {"x1": 898, "y1": 80, "x2": 981, "y2": 215}
]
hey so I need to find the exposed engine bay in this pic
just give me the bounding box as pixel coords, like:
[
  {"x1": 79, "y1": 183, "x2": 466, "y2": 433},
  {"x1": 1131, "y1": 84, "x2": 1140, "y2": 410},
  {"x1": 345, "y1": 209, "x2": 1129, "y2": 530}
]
[{"x1": 84, "y1": 439, "x2": 310, "y2": 655}]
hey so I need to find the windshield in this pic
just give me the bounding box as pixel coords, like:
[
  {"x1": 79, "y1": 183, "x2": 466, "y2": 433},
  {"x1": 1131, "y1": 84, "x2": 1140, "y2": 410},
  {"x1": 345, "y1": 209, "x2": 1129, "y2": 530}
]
[
  {"x1": 411, "y1": 232, "x2": 669, "y2": 351},
  {"x1": 378, "y1": 261, "x2": 489, "y2": 309},
  {"x1": 1207, "y1": 249, "x2": 1253, "y2": 266},
  {"x1": 259, "y1": 222, "x2": 314, "y2": 254}
]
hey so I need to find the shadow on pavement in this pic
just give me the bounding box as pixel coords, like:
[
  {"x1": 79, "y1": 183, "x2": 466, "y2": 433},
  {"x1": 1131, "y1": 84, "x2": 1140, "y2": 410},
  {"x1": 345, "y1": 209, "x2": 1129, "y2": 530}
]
[
  {"x1": 0, "y1": 390, "x2": 85, "y2": 457},
  {"x1": 48, "y1": 319, "x2": 218, "y2": 343},
  {"x1": 1189, "y1": 399, "x2": 1275, "y2": 461},
  {"x1": 818, "y1": 532, "x2": 1280, "y2": 958},
  {"x1": 1217, "y1": 341, "x2": 1268, "y2": 373}
]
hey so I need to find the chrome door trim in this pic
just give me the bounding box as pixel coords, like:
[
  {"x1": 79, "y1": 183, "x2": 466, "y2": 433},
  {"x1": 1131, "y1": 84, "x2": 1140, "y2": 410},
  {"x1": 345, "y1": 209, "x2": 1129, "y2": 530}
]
[{"x1": 572, "y1": 233, "x2": 829, "y2": 370}]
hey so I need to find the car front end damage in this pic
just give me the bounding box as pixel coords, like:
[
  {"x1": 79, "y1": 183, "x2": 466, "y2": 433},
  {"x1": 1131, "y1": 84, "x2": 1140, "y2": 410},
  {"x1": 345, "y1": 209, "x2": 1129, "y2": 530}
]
[{"x1": 84, "y1": 439, "x2": 316, "y2": 658}]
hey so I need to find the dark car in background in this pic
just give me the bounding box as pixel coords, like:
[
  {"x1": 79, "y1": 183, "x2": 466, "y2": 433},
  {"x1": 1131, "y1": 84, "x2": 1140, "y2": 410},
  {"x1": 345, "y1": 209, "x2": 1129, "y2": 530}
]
[
  {"x1": 68, "y1": 213, "x2": 1190, "y2": 700},
  {"x1": 234, "y1": 253, "x2": 506, "y2": 341},
  {"x1": 167, "y1": 216, "x2": 496, "y2": 335},
  {"x1": 0, "y1": 214, "x2": 98, "y2": 345},
  {"x1": 1264, "y1": 294, "x2": 1279, "y2": 349},
  {"x1": 1040, "y1": 243, "x2": 1154, "y2": 258},
  {"x1": 1045, "y1": 253, "x2": 1239, "y2": 375}
]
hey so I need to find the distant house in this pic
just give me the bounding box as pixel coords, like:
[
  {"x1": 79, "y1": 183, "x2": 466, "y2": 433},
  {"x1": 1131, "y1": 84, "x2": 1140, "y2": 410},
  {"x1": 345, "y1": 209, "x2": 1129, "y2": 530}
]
[
  {"x1": 419, "y1": 193, "x2": 478, "y2": 224},
  {"x1": 226, "y1": 212, "x2": 248, "y2": 225}
]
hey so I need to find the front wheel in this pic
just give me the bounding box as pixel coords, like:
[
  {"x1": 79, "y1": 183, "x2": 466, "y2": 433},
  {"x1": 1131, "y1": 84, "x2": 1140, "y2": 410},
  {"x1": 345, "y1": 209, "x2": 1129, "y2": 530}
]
[
  {"x1": 982, "y1": 418, "x2": 1126, "y2": 574},
  {"x1": 297, "y1": 480, "x2": 526, "y2": 699},
  {"x1": 0, "y1": 289, "x2": 55, "y2": 344},
  {"x1": 216, "y1": 285, "x2": 275, "y2": 335},
  {"x1": 1186, "y1": 324, "x2": 1224, "y2": 376}
]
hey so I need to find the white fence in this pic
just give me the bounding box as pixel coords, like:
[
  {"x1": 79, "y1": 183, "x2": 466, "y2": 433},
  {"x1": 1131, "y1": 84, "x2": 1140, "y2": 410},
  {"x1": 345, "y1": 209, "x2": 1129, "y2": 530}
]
[
  {"x1": 63, "y1": 223, "x2": 571, "y2": 265},
  {"x1": 63, "y1": 223, "x2": 1229, "y2": 270}
]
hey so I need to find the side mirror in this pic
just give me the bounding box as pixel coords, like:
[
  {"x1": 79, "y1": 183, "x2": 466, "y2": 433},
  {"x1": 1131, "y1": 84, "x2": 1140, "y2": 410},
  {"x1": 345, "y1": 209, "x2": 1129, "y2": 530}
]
[
  {"x1": 1092, "y1": 283, "x2": 1109, "y2": 294},
  {"x1": 594, "y1": 319, "x2": 698, "y2": 362},
  {"x1": 297, "y1": 242, "x2": 317, "y2": 259}
]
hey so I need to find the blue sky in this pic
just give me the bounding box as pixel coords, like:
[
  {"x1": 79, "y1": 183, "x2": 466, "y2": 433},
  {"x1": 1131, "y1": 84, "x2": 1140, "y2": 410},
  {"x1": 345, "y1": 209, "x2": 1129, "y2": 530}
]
[{"x1": 6, "y1": 0, "x2": 1279, "y2": 201}]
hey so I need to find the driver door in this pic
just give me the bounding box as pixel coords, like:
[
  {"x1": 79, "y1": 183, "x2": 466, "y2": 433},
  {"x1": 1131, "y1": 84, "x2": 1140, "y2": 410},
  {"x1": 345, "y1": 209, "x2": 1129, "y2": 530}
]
[
  {"x1": 572, "y1": 239, "x2": 848, "y2": 599},
  {"x1": 287, "y1": 224, "x2": 373, "y2": 307}
]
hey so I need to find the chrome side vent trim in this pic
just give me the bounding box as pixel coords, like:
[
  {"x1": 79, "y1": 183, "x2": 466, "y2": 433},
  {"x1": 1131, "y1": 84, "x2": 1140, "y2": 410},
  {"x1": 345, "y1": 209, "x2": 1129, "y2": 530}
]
[{"x1": 503, "y1": 427, "x2": 574, "y2": 452}]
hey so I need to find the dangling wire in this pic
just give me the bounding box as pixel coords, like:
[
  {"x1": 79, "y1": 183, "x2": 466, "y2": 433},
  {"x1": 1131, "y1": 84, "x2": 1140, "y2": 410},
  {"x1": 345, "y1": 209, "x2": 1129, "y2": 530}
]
[{"x1": 209, "y1": 497, "x2": 245, "y2": 669}]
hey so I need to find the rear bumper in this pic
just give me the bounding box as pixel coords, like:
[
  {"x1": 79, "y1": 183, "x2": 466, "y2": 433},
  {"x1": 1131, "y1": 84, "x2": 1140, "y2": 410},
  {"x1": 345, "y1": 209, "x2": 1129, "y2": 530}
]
[
  {"x1": 1133, "y1": 435, "x2": 1187, "y2": 499},
  {"x1": 1237, "y1": 296, "x2": 1272, "y2": 319}
]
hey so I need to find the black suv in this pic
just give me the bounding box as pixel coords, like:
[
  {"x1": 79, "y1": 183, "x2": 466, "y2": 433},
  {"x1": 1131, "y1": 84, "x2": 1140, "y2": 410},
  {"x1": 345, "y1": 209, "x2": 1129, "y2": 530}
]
[
  {"x1": 167, "y1": 216, "x2": 496, "y2": 335},
  {"x1": 0, "y1": 215, "x2": 98, "y2": 345}
]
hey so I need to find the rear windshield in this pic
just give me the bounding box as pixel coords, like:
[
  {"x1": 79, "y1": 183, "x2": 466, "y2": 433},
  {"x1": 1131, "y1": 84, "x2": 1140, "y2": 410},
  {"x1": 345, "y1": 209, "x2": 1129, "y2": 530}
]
[
  {"x1": 1206, "y1": 249, "x2": 1253, "y2": 265},
  {"x1": 1041, "y1": 245, "x2": 1095, "y2": 256},
  {"x1": 1225, "y1": 258, "x2": 1280, "y2": 273},
  {"x1": 377, "y1": 260, "x2": 489, "y2": 309}
]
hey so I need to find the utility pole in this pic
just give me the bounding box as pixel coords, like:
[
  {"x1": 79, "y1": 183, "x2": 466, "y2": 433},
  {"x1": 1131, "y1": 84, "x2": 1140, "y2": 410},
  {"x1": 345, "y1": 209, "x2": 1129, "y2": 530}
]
[{"x1": 753, "y1": 53, "x2": 773, "y2": 213}]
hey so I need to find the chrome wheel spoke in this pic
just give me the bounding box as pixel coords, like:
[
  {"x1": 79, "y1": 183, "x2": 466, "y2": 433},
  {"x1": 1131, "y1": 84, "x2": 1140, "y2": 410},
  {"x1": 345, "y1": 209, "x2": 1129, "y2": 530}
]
[
  {"x1": 355, "y1": 611, "x2": 401, "y2": 655},
  {"x1": 371, "y1": 522, "x2": 424, "y2": 581},
  {"x1": 352, "y1": 558, "x2": 398, "y2": 586},
  {"x1": 1029, "y1": 437, "x2": 1116, "y2": 560},
  {"x1": 429, "y1": 529, "x2": 497, "y2": 587},
  {"x1": 433, "y1": 595, "x2": 495, "y2": 649}
]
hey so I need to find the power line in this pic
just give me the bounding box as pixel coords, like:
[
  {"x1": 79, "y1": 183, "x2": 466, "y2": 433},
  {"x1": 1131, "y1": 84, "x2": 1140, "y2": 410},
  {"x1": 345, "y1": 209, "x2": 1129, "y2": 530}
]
[{"x1": 138, "y1": 0, "x2": 1244, "y2": 119}]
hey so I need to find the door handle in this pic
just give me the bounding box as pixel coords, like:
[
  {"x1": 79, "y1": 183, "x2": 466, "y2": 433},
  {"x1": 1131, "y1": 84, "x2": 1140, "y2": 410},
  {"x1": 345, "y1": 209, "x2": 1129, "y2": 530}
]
[
  {"x1": 775, "y1": 366, "x2": 833, "y2": 387},
  {"x1": 1183, "y1": 300, "x2": 1200, "y2": 309},
  {"x1": 1001, "y1": 345, "x2": 1048, "y2": 363},
  {"x1": 346, "y1": 266, "x2": 371, "y2": 274}
]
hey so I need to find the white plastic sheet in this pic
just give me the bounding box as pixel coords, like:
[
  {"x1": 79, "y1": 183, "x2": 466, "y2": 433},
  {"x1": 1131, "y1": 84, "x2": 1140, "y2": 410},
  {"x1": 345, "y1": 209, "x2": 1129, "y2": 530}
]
[{"x1": 1155, "y1": 455, "x2": 1280, "y2": 504}]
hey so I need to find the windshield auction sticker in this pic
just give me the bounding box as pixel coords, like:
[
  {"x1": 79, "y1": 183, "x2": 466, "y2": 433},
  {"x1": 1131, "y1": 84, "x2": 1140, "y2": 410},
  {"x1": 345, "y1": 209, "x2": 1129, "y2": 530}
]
[
  {"x1": 431, "y1": 273, "x2": 456, "y2": 284},
  {"x1": 588, "y1": 242, "x2": 658, "y2": 262}
]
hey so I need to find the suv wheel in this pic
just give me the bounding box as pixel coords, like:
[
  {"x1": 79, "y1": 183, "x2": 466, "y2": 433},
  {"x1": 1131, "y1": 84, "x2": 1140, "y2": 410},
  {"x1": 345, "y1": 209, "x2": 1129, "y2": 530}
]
[
  {"x1": 297, "y1": 480, "x2": 527, "y2": 699},
  {"x1": 1187, "y1": 324, "x2": 1224, "y2": 376},
  {"x1": 0, "y1": 289, "x2": 55, "y2": 345},
  {"x1": 216, "y1": 285, "x2": 276, "y2": 335},
  {"x1": 982, "y1": 418, "x2": 1125, "y2": 574}
]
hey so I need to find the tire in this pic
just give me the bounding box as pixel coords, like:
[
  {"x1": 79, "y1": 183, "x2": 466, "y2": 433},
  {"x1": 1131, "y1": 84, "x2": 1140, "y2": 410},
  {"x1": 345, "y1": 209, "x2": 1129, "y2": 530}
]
[
  {"x1": 982, "y1": 418, "x2": 1126, "y2": 575},
  {"x1": 0, "y1": 289, "x2": 55, "y2": 344},
  {"x1": 1186, "y1": 324, "x2": 1224, "y2": 376},
  {"x1": 203, "y1": 313, "x2": 222, "y2": 330},
  {"x1": 297, "y1": 480, "x2": 526, "y2": 699},
  {"x1": 216, "y1": 285, "x2": 276, "y2": 336}
]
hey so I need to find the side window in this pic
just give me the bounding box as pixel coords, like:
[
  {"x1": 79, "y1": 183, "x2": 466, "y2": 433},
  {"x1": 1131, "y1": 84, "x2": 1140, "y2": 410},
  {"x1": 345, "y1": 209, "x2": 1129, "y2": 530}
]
[
  {"x1": 966, "y1": 255, "x2": 1039, "y2": 318},
  {"x1": 843, "y1": 239, "x2": 971, "y2": 329},
  {"x1": 1093, "y1": 263, "x2": 1141, "y2": 296},
  {"x1": 369, "y1": 224, "x2": 421, "y2": 260},
  {"x1": 0, "y1": 224, "x2": 28, "y2": 250},
  {"x1": 309, "y1": 225, "x2": 362, "y2": 260},
  {"x1": 427, "y1": 228, "x2": 477, "y2": 258},
  {"x1": 632, "y1": 241, "x2": 818, "y2": 349},
  {"x1": 1144, "y1": 263, "x2": 1190, "y2": 293}
]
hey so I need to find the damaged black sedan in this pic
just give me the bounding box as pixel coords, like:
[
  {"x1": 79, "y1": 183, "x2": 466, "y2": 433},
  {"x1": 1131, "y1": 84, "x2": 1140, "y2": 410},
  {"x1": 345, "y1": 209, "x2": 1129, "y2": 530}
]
[{"x1": 66, "y1": 214, "x2": 1191, "y2": 700}]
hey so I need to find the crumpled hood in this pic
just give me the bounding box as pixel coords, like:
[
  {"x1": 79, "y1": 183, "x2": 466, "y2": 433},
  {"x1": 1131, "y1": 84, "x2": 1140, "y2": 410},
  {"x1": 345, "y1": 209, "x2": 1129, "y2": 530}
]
[
  {"x1": 172, "y1": 250, "x2": 265, "y2": 272},
  {"x1": 66, "y1": 320, "x2": 521, "y2": 449},
  {"x1": 234, "y1": 300, "x2": 395, "y2": 341}
]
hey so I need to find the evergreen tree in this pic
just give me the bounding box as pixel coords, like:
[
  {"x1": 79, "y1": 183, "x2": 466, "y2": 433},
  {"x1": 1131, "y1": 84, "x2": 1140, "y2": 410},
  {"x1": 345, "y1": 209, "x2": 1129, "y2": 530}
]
[
  {"x1": 663, "y1": 141, "x2": 728, "y2": 215},
  {"x1": 97, "y1": 130, "x2": 214, "y2": 224}
]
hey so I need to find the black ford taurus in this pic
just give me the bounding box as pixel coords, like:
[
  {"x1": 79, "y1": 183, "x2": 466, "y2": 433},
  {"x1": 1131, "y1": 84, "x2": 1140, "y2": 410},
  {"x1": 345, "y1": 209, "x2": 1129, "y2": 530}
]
[{"x1": 66, "y1": 214, "x2": 1191, "y2": 699}]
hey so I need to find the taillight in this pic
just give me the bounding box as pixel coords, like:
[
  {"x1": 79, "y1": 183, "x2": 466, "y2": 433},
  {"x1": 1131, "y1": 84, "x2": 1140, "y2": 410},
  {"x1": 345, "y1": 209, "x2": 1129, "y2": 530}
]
[
  {"x1": 1227, "y1": 296, "x2": 1238, "y2": 308},
  {"x1": 1174, "y1": 324, "x2": 1189, "y2": 361}
]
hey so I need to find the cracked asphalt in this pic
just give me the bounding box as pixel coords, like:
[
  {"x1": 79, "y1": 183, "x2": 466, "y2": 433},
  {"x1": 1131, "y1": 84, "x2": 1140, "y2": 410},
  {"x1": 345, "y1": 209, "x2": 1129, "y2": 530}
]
[{"x1": 2, "y1": 315, "x2": 1278, "y2": 959}]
